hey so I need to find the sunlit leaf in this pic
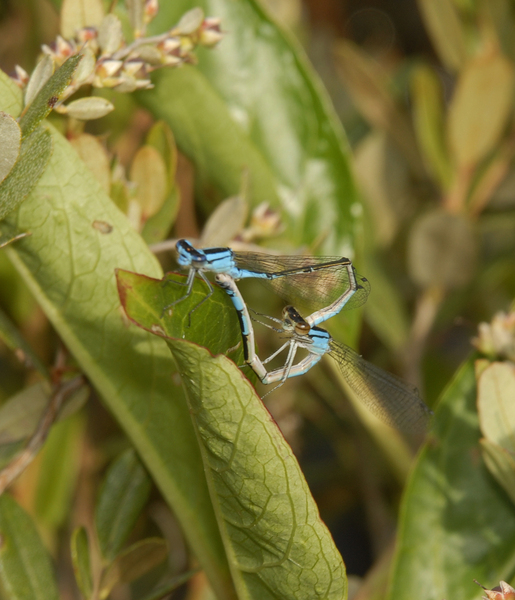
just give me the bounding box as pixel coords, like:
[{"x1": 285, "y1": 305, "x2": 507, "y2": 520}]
[{"x1": 170, "y1": 339, "x2": 347, "y2": 600}]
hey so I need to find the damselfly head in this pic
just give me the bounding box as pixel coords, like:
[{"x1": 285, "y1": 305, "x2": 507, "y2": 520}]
[{"x1": 176, "y1": 239, "x2": 204, "y2": 265}]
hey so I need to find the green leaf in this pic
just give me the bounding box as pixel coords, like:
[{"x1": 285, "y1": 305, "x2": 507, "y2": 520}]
[
  {"x1": 140, "y1": 186, "x2": 180, "y2": 244},
  {"x1": 410, "y1": 63, "x2": 452, "y2": 189},
  {"x1": 95, "y1": 449, "x2": 152, "y2": 561},
  {"x1": 116, "y1": 269, "x2": 244, "y2": 363},
  {"x1": 0, "y1": 494, "x2": 59, "y2": 600},
  {"x1": 141, "y1": 121, "x2": 180, "y2": 243},
  {"x1": 0, "y1": 126, "x2": 53, "y2": 221},
  {"x1": 0, "y1": 381, "x2": 88, "y2": 449},
  {"x1": 141, "y1": 0, "x2": 361, "y2": 251},
  {"x1": 0, "y1": 383, "x2": 50, "y2": 444},
  {"x1": 448, "y1": 50, "x2": 515, "y2": 169},
  {"x1": 130, "y1": 146, "x2": 168, "y2": 219},
  {"x1": 2, "y1": 125, "x2": 237, "y2": 600},
  {"x1": 480, "y1": 439, "x2": 515, "y2": 506},
  {"x1": 0, "y1": 112, "x2": 21, "y2": 185},
  {"x1": 19, "y1": 54, "x2": 82, "y2": 138},
  {"x1": 71, "y1": 527, "x2": 94, "y2": 600},
  {"x1": 99, "y1": 538, "x2": 168, "y2": 598},
  {"x1": 138, "y1": 569, "x2": 200, "y2": 600},
  {"x1": 477, "y1": 361, "x2": 515, "y2": 452},
  {"x1": 0, "y1": 69, "x2": 23, "y2": 118},
  {"x1": 35, "y1": 414, "x2": 85, "y2": 528},
  {"x1": 407, "y1": 209, "x2": 478, "y2": 289},
  {"x1": 168, "y1": 339, "x2": 347, "y2": 600},
  {"x1": 388, "y1": 358, "x2": 515, "y2": 600},
  {"x1": 0, "y1": 304, "x2": 49, "y2": 377},
  {"x1": 417, "y1": 0, "x2": 467, "y2": 72}
]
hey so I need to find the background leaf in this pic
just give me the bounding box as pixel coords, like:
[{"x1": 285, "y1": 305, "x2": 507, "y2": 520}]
[
  {"x1": 95, "y1": 449, "x2": 152, "y2": 562},
  {"x1": 141, "y1": 0, "x2": 361, "y2": 252},
  {"x1": 388, "y1": 358, "x2": 515, "y2": 600},
  {"x1": 70, "y1": 527, "x2": 93, "y2": 600},
  {"x1": 0, "y1": 494, "x2": 59, "y2": 600}
]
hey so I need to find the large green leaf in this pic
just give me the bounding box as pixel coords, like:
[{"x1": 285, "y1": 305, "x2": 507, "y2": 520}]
[
  {"x1": 140, "y1": 0, "x2": 361, "y2": 252},
  {"x1": 169, "y1": 340, "x2": 347, "y2": 600},
  {"x1": 0, "y1": 494, "x2": 59, "y2": 600},
  {"x1": 388, "y1": 358, "x2": 515, "y2": 600},
  {"x1": 120, "y1": 273, "x2": 347, "y2": 598},
  {"x1": 0, "y1": 123, "x2": 236, "y2": 600}
]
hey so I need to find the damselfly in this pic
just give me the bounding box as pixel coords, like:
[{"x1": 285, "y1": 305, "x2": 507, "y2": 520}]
[
  {"x1": 163, "y1": 239, "x2": 370, "y2": 322},
  {"x1": 242, "y1": 302, "x2": 432, "y2": 433}
]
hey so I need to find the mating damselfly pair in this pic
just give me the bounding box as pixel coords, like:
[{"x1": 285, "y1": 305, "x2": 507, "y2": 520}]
[{"x1": 163, "y1": 239, "x2": 432, "y2": 434}]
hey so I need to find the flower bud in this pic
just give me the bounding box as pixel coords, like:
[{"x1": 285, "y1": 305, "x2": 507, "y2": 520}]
[
  {"x1": 472, "y1": 311, "x2": 515, "y2": 362},
  {"x1": 200, "y1": 17, "x2": 223, "y2": 47}
]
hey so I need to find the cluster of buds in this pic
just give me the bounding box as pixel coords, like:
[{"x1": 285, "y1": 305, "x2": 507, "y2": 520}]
[
  {"x1": 12, "y1": 3, "x2": 223, "y2": 116},
  {"x1": 472, "y1": 311, "x2": 515, "y2": 363}
]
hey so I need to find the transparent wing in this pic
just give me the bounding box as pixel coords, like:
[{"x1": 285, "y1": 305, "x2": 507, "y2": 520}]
[
  {"x1": 328, "y1": 340, "x2": 433, "y2": 433},
  {"x1": 233, "y1": 252, "x2": 370, "y2": 315}
]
